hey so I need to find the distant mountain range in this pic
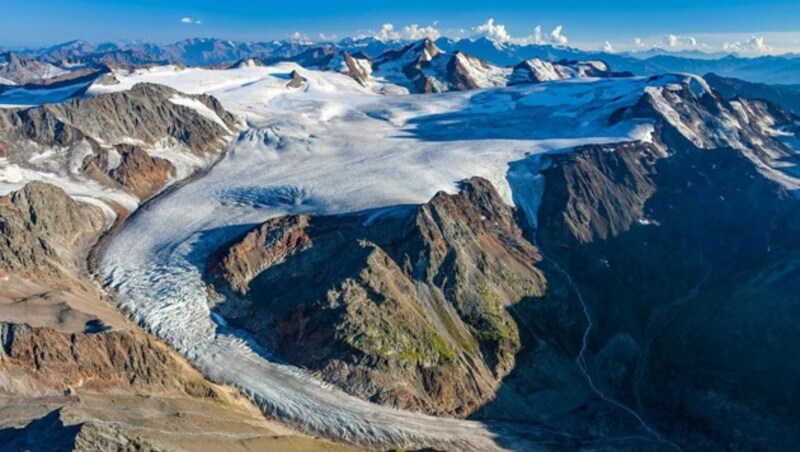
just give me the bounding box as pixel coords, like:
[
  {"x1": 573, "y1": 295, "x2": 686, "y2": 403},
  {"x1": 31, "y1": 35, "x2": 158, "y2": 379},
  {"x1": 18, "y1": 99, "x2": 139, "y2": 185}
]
[{"x1": 4, "y1": 36, "x2": 800, "y2": 86}]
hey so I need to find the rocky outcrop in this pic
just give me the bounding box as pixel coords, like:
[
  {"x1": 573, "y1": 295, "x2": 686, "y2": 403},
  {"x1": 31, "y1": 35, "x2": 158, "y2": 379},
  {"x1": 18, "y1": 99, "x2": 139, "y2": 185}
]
[
  {"x1": 0, "y1": 409, "x2": 154, "y2": 452},
  {"x1": 339, "y1": 52, "x2": 372, "y2": 86},
  {"x1": 508, "y1": 58, "x2": 622, "y2": 84},
  {"x1": 0, "y1": 82, "x2": 238, "y2": 212},
  {"x1": 286, "y1": 70, "x2": 306, "y2": 89},
  {"x1": 444, "y1": 52, "x2": 507, "y2": 91},
  {"x1": 210, "y1": 178, "x2": 545, "y2": 416},
  {"x1": 0, "y1": 322, "x2": 218, "y2": 397},
  {"x1": 373, "y1": 38, "x2": 446, "y2": 93},
  {"x1": 81, "y1": 145, "x2": 176, "y2": 199},
  {"x1": 537, "y1": 141, "x2": 661, "y2": 243},
  {"x1": 229, "y1": 57, "x2": 266, "y2": 69},
  {"x1": 369, "y1": 40, "x2": 628, "y2": 93},
  {"x1": 0, "y1": 52, "x2": 66, "y2": 85},
  {"x1": 0, "y1": 181, "x2": 104, "y2": 278},
  {"x1": 0, "y1": 83, "x2": 236, "y2": 156}
]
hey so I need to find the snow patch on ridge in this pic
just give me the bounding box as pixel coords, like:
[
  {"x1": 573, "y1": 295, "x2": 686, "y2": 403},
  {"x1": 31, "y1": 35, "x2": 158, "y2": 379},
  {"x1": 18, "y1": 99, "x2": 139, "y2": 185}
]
[
  {"x1": 169, "y1": 94, "x2": 232, "y2": 132},
  {"x1": 0, "y1": 157, "x2": 139, "y2": 222}
]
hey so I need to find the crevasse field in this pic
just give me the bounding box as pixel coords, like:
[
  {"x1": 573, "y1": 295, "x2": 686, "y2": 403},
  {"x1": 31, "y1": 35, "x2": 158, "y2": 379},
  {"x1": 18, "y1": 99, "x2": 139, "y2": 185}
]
[{"x1": 92, "y1": 64, "x2": 680, "y2": 450}]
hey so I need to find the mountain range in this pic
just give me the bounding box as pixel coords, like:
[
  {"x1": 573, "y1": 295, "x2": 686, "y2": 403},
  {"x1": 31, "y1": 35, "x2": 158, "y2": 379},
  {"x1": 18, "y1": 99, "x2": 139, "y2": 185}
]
[
  {"x1": 1, "y1": 31, "x2": 800, "y2": 451},
  {"x1": 4, "y1": 36, "x2": 800, "y2": 86}
]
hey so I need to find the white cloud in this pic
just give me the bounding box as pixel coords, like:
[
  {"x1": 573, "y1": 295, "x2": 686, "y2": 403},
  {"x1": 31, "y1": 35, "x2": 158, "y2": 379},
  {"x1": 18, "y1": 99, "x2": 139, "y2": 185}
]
[
  {"x1": 533, "y1": 26, "x2": 544, "y2": 45},
  {"x1": 603, "y1": 41, "x2": 615, "y2": 52},
  {"x1": 550, "y1": 26, "x2": 568, "y2": 45},
  {"x1": 372, "y1": 22, "x2": 441, "y2": 41},
  {"x1": 473, "y1": 18, "x2": 512, "y2": 42},
  {"x1": 664, "y1": 34, "x2": 699, "y2": 49},
  {"x1": 723, "y1": 35, "x2": 771, "y2": 53},
  {"x1": 471, "y1": 19, "x2": 562, "y2": 46},
  {"x1": 375, "y1": 23, "x2": 400, "y2": 41},
  {"x1": 180, "y1": 17, "x2": 202, "y2": 25},
  {"x1": 666, "y1": 34, "x2": 678, "y2": 47},
  {"x1": 633, "y1": 37, "x2": 645, "y2": 47},
  {"x1": 403, "y1": 24, "x2": 441, "y2": 41}
]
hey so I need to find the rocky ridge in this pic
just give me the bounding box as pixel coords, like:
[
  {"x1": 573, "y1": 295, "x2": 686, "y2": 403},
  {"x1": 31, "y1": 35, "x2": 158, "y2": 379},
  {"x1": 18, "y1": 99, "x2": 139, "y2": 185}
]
[
  {"x1": 477, "y1": 76, "x2": 800, "y2": 449},
  {"x1": 0, "y1": 82, "x2": 239, "y2": 211},
  {"x1": 209, "y1": 178, "x2": 546, "y2": 417}
]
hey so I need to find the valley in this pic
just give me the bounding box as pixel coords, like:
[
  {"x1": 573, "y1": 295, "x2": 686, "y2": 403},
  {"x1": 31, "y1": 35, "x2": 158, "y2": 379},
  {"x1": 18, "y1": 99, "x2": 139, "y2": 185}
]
[{"x1": 1, "y1": 31, "x2": 800, "y2": 450}]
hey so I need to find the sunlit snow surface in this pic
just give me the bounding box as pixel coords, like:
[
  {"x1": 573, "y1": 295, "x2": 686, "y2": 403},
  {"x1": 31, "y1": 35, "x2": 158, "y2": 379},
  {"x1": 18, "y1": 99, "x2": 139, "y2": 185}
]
[{"x1": 97, "y1": 64, "x2": 675, "y2": 449}]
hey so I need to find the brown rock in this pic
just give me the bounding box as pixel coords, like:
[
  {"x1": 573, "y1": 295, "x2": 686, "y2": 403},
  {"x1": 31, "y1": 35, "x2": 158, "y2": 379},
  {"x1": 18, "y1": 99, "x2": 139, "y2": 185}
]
[{"x1": 209, "y1": 177, "x2": 546, "y2": 417}]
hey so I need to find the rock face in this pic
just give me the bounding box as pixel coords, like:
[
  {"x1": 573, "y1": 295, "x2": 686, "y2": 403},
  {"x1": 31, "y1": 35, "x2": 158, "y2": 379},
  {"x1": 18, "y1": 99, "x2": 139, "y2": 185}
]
[
  {"x1": 476, "y1": 79, "x2": 800, "y2": 448},
  {"x1": 0, "y1": 52, "x2": 66, "y2": 85},
  {"x1": 229, "y1": 57, "x2": 266, "y2": 69},
  {"x1": 444, "y1": 51, "x2": 509, "y2": 91},
  {"x1": 0, "y1": 322, "x2": 217, "y2": 397},
  {"x1": 368, "y1": 40, "x2": 625, "y2": 93},
  {"x1": 705, "y1": 72, "x2": 800, "y2": 116},
  {"x1": 339, "y1": 52, "x2": 372, "y2": 86},
  {"x1": 372, "y1": 38, "x2": 446, "y2": 93},
  {"x1": 286, "y1": 70, "x2": 307, "y2": 89},
  {"x1": 81, "y1": 145, "x2": 176, "y2": 200},
  {"x1": 0, "y1": 82, "x2": 238, "y2": 208},
  {"x1": 0, "y1": 182, "x2": 210, "y2": 397},
  {"x1": 508, "y1": 58, "x2": 624, "y2": 85},
  {"x1": 0, "y1": 181, "x2": 104, "y2": 278},
  {"x1": 210, "y1": 178, "x2": 546, "y2": 416},
  {"x1": 0, "y1": 83, "x2": 235, "y2": 156}
]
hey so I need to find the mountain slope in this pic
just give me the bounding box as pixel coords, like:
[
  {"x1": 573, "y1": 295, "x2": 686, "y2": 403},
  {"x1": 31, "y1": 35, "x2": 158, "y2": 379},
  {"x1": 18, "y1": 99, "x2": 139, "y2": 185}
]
[
  {"x1": 2, "y1": 53, "x2": 796, "y2": 449},
  {"x1": 0, "y1": 82, "x2": 238, "y2": 215},
  {"x1": 209, "y1": 178, "x2": 546, "y2": 417},
  {"x1": 705, "y1": 72, "x2": 800, "y2": 115},
  {"x1": 476, "y1": 75, "x2": 800, "y2": 449}
]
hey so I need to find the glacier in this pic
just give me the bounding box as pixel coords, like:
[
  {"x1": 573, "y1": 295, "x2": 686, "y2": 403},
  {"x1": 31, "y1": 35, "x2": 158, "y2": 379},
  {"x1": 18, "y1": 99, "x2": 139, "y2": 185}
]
[{"x1": 92, "y1": 64, "x2": 699, "y2": 449}]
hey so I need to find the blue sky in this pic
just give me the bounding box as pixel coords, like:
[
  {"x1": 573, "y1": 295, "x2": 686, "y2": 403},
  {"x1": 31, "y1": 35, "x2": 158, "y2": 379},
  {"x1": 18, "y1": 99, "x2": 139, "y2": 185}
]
[{"x1": 1, "y1": 0, "x2": 799, "y2": 53}]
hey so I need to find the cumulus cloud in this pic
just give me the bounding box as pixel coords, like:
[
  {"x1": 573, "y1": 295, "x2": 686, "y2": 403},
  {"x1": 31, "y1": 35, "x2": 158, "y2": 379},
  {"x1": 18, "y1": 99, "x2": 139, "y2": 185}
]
[
  {"x1": 723, "y1": 35, "x2": 771, "y2": 53},
  {"x1": 291, "y1": 31, "x2": 311, "y2": 42},
  {"x1": 403, "y1": 24, "x2": 441, "y2": 41},
  {"x1": 471, "y1": 19, "x2": 565, "y2": 46},
  {"x1": 550, "y1": 25, "x2": 568, "y2": 45},
  {"x1": 633, "y1": 37, "x2": 646, "y2": 47},
  {"x1": 473, "y1": 18, "x2": 513, "y2": 42},
  {"x1": 602, "y1": 41, "x2": 615, "y2": 52},
  {"x1": 374, "y1": 23, "x2": 400, "y2": 41},
  {"x1": 180, "y1": 17, "x2": 202, "y2": 25},
  {"x1": 664, "y1": 34, "x2": 699, "y2": 49},
  {"x1": 373, "y1": 23, "x2": 441, "y2": 41},
  {"x1": 532, "y1": 26, "x2": 544, "y2": 45}
]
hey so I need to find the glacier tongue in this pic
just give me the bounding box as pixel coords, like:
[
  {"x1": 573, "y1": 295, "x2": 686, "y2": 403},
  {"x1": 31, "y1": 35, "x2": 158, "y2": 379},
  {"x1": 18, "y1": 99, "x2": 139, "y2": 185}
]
[{"x1": 99, "y1": 65, "x2": 687, "y2": 449}]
